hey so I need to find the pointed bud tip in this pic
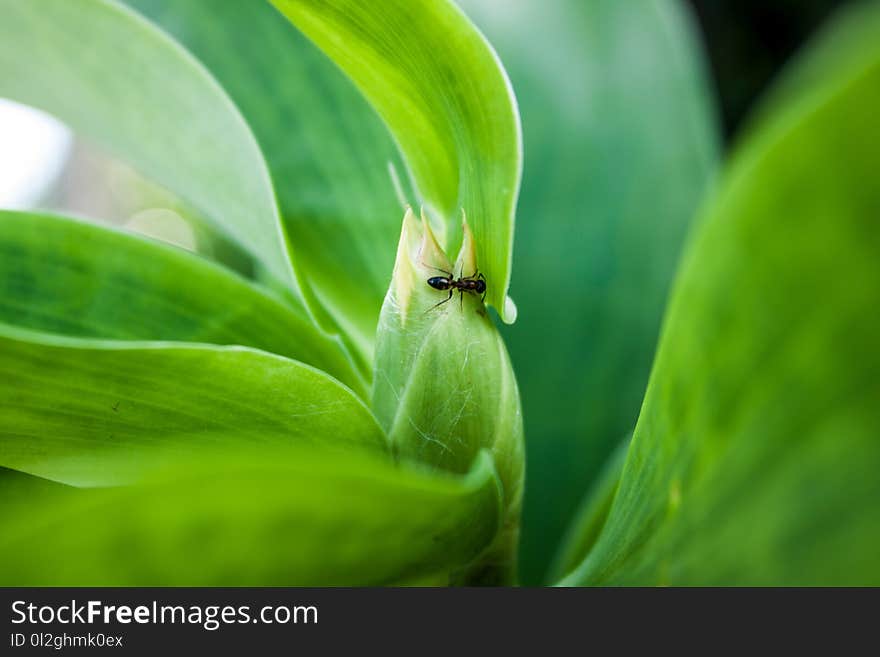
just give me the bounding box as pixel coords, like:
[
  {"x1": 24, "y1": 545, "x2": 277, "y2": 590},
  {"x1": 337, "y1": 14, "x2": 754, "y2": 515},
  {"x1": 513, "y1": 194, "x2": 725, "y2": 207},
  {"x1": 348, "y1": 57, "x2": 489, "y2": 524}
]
[
  {"x1": 455, "y1": 210, "x2": 478, "y2": 277},
  {"x1": 390, "y1": 207, "x2": 421, "y2": 318},
  {"x1": 419, "y1": 207, "x2": 451, "y2": 274}
]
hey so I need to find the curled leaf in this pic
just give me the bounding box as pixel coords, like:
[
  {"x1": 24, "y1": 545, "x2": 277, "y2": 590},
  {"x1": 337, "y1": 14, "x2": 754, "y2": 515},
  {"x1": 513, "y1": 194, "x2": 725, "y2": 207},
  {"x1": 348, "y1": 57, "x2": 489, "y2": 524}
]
[{"x1": 270, "y1": 0, "x2": 522, "y2": 321}]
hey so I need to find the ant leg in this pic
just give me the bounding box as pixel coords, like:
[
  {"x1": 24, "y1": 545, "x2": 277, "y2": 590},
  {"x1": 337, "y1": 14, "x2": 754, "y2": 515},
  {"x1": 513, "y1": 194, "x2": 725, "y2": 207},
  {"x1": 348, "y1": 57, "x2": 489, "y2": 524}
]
[
  {"x1": 426, "y1": 289, "x2": 453, "y2": 313},
  {"x1": 459, "y1": 289, "x2": 464, "y2": 311}
]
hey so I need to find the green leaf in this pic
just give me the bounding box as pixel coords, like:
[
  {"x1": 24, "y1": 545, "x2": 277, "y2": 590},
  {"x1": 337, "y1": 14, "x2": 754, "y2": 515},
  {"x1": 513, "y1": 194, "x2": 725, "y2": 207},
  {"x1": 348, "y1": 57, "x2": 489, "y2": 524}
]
[
  {"x1": 458, "y1": 0, "x2": 721, "y2": 582},
  {"x1": 371, "y1": 209, "x2": 524, "y2": 584},
  {"x1": 0, "y1": 210, "x2": 367, "y2": 397},
  {"x1": 0, "y1": 450, "x2": 502, "y2": 586},
  {"x1": 561, "y1": 4, "x2": 880, "y2": 586},
  {"x1": 0, "y1": 0, "x2": 298, "y2": 296},
  {"x1": 125, "y1": 0, "x2": 410, "y2": 363},
  {"x1": 270, "y1": 0, "x2": 522, "y2": 322},
  {"x1": 0, "y1": 325, "x2": 387, "y2": 487}
]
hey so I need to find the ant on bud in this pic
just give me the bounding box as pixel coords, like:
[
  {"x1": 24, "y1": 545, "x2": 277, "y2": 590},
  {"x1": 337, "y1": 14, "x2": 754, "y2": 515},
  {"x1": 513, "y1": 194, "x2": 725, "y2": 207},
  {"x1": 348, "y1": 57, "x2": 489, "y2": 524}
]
[{"x1": 426, "y1": 268, "x2": 487, "y2": 311}]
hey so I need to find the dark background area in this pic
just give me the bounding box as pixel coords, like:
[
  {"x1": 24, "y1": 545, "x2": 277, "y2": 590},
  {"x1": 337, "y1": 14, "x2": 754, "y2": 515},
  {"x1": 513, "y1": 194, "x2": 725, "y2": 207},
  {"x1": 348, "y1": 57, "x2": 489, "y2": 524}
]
[{"x1": 688, "y1": 0, "x2": 854, "y2": 139}]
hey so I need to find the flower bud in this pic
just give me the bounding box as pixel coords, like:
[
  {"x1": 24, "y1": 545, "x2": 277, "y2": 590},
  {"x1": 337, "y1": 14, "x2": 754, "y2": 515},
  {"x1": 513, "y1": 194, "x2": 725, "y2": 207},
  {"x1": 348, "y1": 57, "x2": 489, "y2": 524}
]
[{"x1": 372, "y1": 207, "x2": 524, "y2": 582}]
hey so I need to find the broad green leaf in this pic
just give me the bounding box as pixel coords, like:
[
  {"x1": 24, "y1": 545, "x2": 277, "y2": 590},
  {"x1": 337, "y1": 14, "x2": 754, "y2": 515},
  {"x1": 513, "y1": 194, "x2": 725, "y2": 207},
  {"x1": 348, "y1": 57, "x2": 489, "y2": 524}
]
[
  {"x1": 125, "y1": 0, "x2": 410, "y2": 363},
  {"x1": 0, "y1": 325, "x2": 386, "y2": 487},
  {"x1": 0, "y1": 210, "x2": 367, "y2": 397},
  {"x1": 0, "y1": 0, "x2": 299, "y2": 296},
  {"x1": 270, "y1": 0, "x2": 522, "y2": 322},
  {"x1": 459, "y1": 0, "x2": 720, "y2": 582},
  {"x1": 561, "y1": 4, "x2": 880, "y2": 586},
  {"x1": 0, "y1": 450, "x2": 502, "y2": 586},
  {"x1": 371, "y1": 209, "x2": 524, "y2": 584}
]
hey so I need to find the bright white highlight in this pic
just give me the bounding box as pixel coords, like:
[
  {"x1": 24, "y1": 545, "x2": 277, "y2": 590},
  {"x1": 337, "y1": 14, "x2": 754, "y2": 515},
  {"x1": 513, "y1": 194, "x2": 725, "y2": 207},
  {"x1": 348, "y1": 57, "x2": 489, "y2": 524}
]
[{"x1": 0, "y1": 98, "x2": 72, "y2": 208}]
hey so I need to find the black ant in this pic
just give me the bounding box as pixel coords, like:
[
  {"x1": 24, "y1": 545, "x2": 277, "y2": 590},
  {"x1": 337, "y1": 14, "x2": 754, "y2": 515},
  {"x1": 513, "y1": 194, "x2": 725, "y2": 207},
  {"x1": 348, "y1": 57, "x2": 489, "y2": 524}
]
[{"x1": 426, "y1": 268, "x2": 487, "y2": 311}]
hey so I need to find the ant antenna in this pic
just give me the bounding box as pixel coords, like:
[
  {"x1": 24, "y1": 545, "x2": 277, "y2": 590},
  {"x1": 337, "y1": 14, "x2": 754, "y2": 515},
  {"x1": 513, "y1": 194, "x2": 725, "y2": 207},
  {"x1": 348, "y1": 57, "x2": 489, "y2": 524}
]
[{"x1": 420, "y1": 262, "x2": 454, "y2": 278}]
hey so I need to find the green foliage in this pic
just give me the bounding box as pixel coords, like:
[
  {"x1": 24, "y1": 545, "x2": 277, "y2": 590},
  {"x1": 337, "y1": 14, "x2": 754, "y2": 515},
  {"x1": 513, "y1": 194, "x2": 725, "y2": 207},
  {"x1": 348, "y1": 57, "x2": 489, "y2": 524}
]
[
  {"x1": 0, "y1": 0, "x2": 520, "y2": 586},
  {"x1": 559, "y1": 2, "x2": 880, "y2": 585},
  {"x1": 0, "y1": 210, "x2": 365, "y2": 395},
  {"x1": 0, "y1": 451, "x2": 502, "y2": 585},
  {"x1": 0, "y1": 324, "x2": 385, "y2": 486},
  {"x1": 0, "y1": 0, "x2": 878, "y2": 586}
]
